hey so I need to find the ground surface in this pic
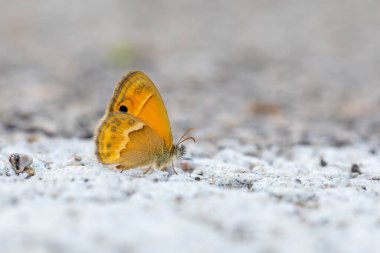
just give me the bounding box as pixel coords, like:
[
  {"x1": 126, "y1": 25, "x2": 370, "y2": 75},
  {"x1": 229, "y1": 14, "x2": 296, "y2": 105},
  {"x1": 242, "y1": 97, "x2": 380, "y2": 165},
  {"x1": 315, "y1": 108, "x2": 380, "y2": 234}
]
[{"x1": 1, "y1": 0, "x2": 380, "y2": 253}]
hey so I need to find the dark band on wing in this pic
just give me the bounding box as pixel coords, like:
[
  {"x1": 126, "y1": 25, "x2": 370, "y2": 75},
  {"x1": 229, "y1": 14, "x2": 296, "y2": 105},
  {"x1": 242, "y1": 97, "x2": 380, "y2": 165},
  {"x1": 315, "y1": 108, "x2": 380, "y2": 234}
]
[{"x1": 107, "y1": 71, "x2": 140, "y2": 113}]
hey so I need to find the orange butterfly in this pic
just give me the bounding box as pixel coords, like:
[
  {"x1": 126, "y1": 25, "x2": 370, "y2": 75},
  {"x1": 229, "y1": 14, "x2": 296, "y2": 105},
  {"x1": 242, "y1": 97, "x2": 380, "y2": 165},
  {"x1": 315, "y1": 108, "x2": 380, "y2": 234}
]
[{"x1": 95, "y1": 71, "x2": 194, "y2": 173}]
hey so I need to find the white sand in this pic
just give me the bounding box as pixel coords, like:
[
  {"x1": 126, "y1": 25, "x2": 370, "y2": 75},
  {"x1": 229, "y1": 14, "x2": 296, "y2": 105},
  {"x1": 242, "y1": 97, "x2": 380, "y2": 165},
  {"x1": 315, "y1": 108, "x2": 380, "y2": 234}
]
[{"x1": 1, "y1": 138, "x2": 380, "y2": 253}]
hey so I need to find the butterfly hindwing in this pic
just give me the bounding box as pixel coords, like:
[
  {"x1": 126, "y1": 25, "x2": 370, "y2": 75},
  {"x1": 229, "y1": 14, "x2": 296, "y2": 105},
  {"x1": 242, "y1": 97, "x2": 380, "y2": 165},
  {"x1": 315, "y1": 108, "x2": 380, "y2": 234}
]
[
  {"x1": 107, "y1": 71, "x2": 173, "y2": 148},
  {"x1": 95, "y1": 112, "x2": 164, "y2": 168}
]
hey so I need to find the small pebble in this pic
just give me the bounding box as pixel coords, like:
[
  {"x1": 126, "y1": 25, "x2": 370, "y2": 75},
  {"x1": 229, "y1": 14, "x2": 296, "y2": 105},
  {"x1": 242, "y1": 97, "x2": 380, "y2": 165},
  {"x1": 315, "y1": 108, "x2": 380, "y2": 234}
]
[
  {"x1": 74, "y1": 155, "x2": 82, "y2": 162},
  {"x1": 351, "y1": 164, "x2": 362, "y2": 174},
  {"x1": 320, "y1": 157, "x2": 328, "y2": 167},
  {"x1": 9, "y1": 153, "x2": 35, "y2": 177}
]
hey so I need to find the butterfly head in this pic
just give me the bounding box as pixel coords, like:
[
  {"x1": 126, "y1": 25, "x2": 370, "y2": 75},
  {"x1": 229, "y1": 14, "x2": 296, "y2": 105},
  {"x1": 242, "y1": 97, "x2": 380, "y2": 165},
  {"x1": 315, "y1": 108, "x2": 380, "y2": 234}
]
[
  {"x1": 173, "y1": 144, "x2": 186, "y2": 159},
  {"x1": 173, "y1": 128, "x2": 195, "y2": 159}
]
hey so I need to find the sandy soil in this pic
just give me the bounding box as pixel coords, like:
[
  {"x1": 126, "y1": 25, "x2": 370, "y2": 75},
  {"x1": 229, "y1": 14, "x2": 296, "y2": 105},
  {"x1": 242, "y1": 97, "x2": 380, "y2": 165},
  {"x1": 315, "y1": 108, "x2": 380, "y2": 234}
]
[{"x1": 1, "y1": 1, "x2": 380, "y2": 252}]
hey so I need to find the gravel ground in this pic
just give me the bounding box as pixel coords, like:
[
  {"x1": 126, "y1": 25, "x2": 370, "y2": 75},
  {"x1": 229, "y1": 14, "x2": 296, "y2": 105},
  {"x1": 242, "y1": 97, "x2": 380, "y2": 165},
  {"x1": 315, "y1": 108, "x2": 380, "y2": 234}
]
[{"x1": 1, "y1": 1, "x2": 380, "y2": 253}]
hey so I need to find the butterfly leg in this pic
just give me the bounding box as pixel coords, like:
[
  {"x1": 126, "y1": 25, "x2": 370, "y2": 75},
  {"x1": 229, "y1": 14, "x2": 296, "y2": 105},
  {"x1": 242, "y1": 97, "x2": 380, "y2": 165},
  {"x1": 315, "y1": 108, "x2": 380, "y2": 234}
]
[
  {"x1": 171, "y1": 161, "x2": 178, "y2": 175},
  {"x1": 143, "y1": 166, "x2": 153, "y2": 174}
]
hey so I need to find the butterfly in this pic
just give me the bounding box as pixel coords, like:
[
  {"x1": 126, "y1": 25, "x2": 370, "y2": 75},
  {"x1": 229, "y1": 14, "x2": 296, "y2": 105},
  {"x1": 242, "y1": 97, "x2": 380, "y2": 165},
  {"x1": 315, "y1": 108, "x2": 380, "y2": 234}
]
[{"x1": 95, "y1": 71, "x2": 195, "y2": 173}]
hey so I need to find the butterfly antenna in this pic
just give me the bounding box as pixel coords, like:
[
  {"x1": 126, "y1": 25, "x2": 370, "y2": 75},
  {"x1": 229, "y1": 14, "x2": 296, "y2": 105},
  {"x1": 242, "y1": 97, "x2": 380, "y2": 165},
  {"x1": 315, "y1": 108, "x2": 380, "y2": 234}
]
[
  {"x1": 172, "y1": 160, "x2": 178, "y2": 175},
  {"x1": 176, "y1": 128, "x2": 195, "y2": 145},
  {"x1": 177, "y1": 136, "x2": 196, "y2": 145}
]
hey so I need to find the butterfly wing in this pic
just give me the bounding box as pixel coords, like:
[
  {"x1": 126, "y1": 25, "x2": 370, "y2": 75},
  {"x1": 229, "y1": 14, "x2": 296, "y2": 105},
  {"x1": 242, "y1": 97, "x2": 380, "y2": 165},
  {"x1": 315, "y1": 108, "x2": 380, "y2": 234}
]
[
  {"x1": 95, "y1": 112, "x2": 164, "y2": 169},
  {"x1": 107, "y1": 71, "x2": 173, "y2": 148}
]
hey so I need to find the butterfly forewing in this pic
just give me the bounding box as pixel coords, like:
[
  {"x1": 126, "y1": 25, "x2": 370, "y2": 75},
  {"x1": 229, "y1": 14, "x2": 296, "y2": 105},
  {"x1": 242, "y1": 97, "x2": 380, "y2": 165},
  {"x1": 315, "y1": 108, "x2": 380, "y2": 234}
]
[{"x1": 107, "y1": 71, "x2": 173, "y2": 148}]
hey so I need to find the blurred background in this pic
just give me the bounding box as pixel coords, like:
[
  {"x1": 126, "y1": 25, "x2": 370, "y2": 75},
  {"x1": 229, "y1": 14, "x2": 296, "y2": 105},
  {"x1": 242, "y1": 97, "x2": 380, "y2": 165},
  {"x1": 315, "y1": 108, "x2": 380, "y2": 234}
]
[{"x1": 1, "y1": 0, "x2": 380, "y2": 152}]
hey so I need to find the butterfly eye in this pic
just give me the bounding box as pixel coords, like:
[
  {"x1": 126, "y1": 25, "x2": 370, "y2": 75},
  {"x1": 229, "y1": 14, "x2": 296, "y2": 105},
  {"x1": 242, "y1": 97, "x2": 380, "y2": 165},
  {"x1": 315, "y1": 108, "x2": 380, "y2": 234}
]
[{"x1": 119, "y1": 105, "x2": 128, "y2": 113}]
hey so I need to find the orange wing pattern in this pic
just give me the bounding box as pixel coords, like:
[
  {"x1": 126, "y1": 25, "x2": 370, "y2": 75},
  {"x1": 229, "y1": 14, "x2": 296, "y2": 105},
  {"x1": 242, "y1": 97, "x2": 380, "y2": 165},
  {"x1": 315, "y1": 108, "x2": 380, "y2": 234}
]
[
  {"x1": 107, "y1": 71, "x2": 173, "y2": 148},
  {"x1": 95, "y1": 112, "x2": 164, "y2": 168}
]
